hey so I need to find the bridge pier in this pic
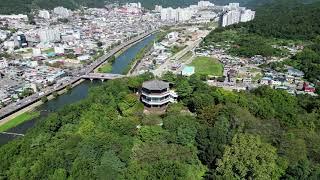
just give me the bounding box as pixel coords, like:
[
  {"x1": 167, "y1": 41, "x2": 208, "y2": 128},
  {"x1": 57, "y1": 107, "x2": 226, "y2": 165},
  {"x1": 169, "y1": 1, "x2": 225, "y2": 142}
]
[
  {"x1": 90, "y1": 78, "x2": 93, "y2": 82},
  {"x1": 101, "y1": 79, "x2": 105, "y2": 82}
]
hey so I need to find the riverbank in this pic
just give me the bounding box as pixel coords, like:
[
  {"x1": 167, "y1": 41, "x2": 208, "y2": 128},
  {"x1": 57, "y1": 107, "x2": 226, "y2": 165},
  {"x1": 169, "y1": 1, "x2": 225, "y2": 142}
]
[
  {"x1": 0, "y1": 79, "x2": 84, "y2": 131},
  {"x1": 0, "y1": 33, "x2": 155, "y2": 136},
  {"x1": 127, "y1": 32, "x2": 167, "y2": 75},
  {"x1": 96, "y1": 36, "x2": 150, "y2": 74},
  {"x1": 0, "y1": 111, "x2": 40, "y2": 132}
]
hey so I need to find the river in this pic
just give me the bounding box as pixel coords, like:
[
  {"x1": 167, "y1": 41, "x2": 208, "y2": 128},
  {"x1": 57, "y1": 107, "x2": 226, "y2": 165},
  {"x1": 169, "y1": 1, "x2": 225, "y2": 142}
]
[{"x1": 0, "y1": 34, "x2": 156, "y2": 145}]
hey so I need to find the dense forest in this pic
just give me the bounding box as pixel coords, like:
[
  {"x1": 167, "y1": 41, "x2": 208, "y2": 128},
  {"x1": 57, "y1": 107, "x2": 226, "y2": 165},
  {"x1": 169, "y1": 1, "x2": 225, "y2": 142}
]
[
  {"x1": 0, "y1": 73, "x2": 320, "y2": 179},
  {"x1": 245, "y1": 0, "x2": 320, "y2": 40}
]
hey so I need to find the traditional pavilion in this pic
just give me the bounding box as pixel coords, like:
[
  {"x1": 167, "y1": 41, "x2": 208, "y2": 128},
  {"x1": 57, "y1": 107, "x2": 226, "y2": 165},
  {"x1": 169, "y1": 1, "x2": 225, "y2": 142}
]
[{"x1": 141, "y1": 80, "x2": 178, "y2": 109}]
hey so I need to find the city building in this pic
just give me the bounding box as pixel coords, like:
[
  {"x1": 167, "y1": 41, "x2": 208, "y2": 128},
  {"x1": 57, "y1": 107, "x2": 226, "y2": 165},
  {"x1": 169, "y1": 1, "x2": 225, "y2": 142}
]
[
  {"x1": 220, "y1": 10, "x2": 241, "y2": 27},
  {"x1": 32, "y1": 48, "x2": 42, "y2": 57},
  {"x1": 0, "y1": 14, "x2": 28, "y2": 20},
  {"x1": 155, "y1": 5, "x2": 163, "y2": 12},
  {"x1": 16, "y1": 33, "x2": 28, "y2": 48},
  {"x1": 38, "y1": 10, "x2": 50, "y2": 19},
  {"x1": 198, "y1": 1, "x2": 215, "y2": 8},
  {"x1": 220, "y1": 8, "x2": 255, "y2": 27},
  {"x1": 141, "y1": 80, "x2": 178, "y2": 109},
  {"x1": 240, "y1": 9, "x2": 255, "y2": 22},
  {"x1": 167, "y1": 32, "x2": 179, "y2": 41},
  {"x1": 38, "y1": 29, "x2": 61, "y2": 43},
  {"x1": 54, "y1": 46, "x2": 65, "y2": 55},
  {"x1": 228, "y1": 3, "x2": 240, "y2": 10},
  {"x1": 160, "y1": 7, "x2": 194, "y2": 22},
  {"x1": 53, "y1": 7, "x2": 71, "y2": 18}
]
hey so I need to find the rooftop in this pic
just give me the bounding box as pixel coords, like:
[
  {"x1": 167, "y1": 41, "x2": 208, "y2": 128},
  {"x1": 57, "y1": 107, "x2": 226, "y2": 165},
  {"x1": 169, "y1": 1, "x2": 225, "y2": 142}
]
[{"x1": 142, "y1": 80, "x2": 169, "y2": 91}]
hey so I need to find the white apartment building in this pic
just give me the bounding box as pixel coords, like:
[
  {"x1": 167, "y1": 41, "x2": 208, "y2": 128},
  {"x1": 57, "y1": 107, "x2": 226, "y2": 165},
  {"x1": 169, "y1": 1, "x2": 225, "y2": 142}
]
[
  {"x1": 155, "y1": 5, "x2": 162, "y2": 12},
  {"x1": 240, "y1": 9, "x2": 255, "y2": 22},
  {"x1": 126, "y1": 2, "x2": 142, "y2": 9},
  {"x1": 228, "y1": 3, "x2": 240, "y2": 10},
  {"x1": 38, "y1": 10, "x2": 50, "y2": 19},
  {"x1": 161, "y1": 7, "x2": 175, "y2": 21},
  {"x1": 38, "y1": 29, "x2": 61, "y2": 43},
  {"x1": 53, "y1": 7, "x2": 71, "y2": 18},
  {"x1": 221, "y1": 10, "x2": 241, "y2": 27},
  {"x1": 198, "y1": 1, "x2": 215, "y2": 8},
  {"x1": 221, "y1": 8, "x2": 255, "y2": 27},
  {"x1": 160, "y1": 7, "x2": 193, "y2": 22}
]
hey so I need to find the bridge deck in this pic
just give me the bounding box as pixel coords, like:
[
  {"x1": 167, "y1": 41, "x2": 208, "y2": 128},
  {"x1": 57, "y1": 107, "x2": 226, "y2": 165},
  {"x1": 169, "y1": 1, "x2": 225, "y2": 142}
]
[
  {"x1": 81, "y1": 73, "x2": 126, "y2": 80},
  {"x1": 0, "y1": 132, "x2": 25, "y2": 136}
]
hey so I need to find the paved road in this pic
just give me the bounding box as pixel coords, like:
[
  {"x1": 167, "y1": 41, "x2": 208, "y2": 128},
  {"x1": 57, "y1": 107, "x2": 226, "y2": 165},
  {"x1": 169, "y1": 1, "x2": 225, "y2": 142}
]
[
  {"x1": 0, "y1": 30, "x2": 157, "y2": 121},
  {"x1": 153, "y1": 38, "x2": 203, "y2": 76}
]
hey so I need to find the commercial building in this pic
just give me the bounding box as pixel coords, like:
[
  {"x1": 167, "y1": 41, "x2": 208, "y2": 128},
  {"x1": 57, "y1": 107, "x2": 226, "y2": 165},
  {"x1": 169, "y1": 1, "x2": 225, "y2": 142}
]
[{"x1": 141, "y1": 80, "x2": 178, "y2": 109}]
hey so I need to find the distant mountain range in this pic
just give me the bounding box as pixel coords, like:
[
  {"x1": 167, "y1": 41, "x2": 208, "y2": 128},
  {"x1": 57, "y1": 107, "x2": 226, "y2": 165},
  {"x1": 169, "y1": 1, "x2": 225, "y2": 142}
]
[
  {"x1": 0, "y1": 0, "x2": 319, "y2": 15},
  {"x1": 0, "y1": 0, "x2": 269, "y2": 15}
]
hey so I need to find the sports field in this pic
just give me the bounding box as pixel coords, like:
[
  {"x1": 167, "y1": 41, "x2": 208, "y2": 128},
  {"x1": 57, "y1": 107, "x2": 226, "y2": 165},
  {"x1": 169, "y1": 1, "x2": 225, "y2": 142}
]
[{"x1": 189, "y1": 56, "x2": 223, "y2": 76}]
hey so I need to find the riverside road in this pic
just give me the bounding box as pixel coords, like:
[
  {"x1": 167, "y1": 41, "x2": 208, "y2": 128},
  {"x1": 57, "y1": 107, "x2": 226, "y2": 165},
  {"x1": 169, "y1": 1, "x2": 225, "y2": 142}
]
[{"x1": 0, "y1": 30, "x2": 156, "y2": 121}]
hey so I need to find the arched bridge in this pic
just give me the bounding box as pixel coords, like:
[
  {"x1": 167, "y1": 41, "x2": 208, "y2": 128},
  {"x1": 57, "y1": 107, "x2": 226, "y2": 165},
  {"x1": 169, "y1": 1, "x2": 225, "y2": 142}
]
[{"x1": 81, "y1": 73, "x2": 126, "y2": 80}]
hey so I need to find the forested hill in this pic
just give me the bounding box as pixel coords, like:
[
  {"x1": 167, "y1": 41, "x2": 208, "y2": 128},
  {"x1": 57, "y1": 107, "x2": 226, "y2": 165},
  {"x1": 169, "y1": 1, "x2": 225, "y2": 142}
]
[
  {"x1": 1, "y1": 73, "x2": 320, "y2": 179},
  {"x1": 243, "y1": 0, "x2": 320, "y2": 40}
]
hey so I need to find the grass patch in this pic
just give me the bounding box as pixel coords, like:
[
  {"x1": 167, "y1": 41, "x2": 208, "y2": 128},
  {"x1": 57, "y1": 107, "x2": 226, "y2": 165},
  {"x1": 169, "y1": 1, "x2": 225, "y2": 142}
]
[
  {"x1": 43, "y1": 48, "x2": 54, "y2": 54},
  {"x1": 0, "y1": 111, "x2": 40, "y2": 132},
  {"x1": 189, "y1": 56, "x2": 223, "y2": 76},
  {"x1": 98, "y1": 63, "x2": 112, "y2": 73},
  {"x1": 171, "y1": 45, "x2": 187, "y2": 55}
]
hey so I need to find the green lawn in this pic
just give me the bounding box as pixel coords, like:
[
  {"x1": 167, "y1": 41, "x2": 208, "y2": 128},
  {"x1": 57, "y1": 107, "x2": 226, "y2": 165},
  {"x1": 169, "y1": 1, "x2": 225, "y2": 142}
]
[
  {"x1": 98, "y1": 63, "x2": 112, "y2": 73},
  {"x1": 189, "y1": 56, "x2": 223, "y2": 76},
  {"x1": 0, "y1": 111, "x2": 40, "y2": 132}
]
